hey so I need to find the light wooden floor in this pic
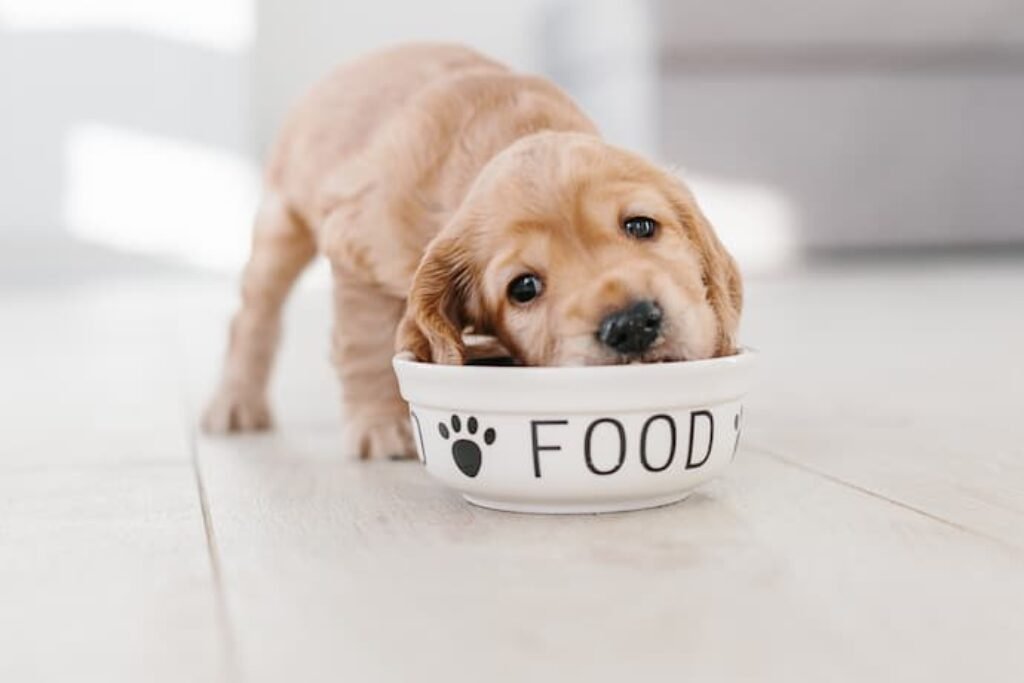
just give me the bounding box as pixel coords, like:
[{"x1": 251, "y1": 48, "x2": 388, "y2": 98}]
[{"x1": 2, "y1": 258, "x2": 1022, "y2": 682}]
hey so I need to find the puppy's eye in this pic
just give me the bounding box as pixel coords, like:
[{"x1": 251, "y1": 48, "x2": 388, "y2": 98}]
[
  {"x1": 623, "y1": 216, "x2": 658, "y2": 239},
  {"x1": 507, "y1": 274, "x2": 543, "y2": 304}
]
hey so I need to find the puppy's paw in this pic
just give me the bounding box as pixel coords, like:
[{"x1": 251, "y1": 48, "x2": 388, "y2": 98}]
[
  {"x1": 201, "y1": 387, "x2": 274, "y2": 434},
  {"x1": 348, "y1": 416, "x2": 415, "y2": 460}
]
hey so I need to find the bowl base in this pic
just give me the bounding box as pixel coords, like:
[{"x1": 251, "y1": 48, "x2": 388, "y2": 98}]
[{"x1": 462, "y1": 491, "x2": 692, "y2": 515}]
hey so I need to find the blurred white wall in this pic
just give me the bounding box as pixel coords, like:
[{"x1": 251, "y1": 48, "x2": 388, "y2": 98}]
[
  {"x1": 251, "y1": 0, "x2": 551, "y2": 155},
  {"x1": 2, "y1": 0, "x2": 1021, "y2": 277},
  {"x1": 0, "y1": 0, "x2": 257, "y2": 268},
  {"x1": 0, "y1": 0, "x2": 550, "y2": 270}
]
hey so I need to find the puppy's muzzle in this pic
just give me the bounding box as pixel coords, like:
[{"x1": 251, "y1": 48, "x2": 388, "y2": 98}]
[{"x1": 597, "y1": 299, "x2": 662, "y2": 355}]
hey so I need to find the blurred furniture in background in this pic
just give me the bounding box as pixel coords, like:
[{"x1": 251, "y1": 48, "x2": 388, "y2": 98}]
[{"x1": 545, "y1": 0, "x2": 1024, "y2": 265}]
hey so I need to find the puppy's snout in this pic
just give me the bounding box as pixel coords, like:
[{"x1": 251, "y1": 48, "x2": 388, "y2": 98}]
[{"x1": 597, "y1": 299, "x2": 662, "y2": 355}]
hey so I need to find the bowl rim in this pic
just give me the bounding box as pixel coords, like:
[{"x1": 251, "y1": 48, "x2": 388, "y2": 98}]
[{"x1": 392, "y1": 347, "x2": 758, "y2": 413}]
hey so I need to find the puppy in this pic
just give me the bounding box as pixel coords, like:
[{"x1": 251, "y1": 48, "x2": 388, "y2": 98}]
[{"x1": 203, "y1": 43, "x2": 742, "y2": 459}]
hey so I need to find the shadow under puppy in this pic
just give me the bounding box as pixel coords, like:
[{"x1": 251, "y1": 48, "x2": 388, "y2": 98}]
[{"x1": 203, "y1": 43, "x2": 743, "y2": 459}]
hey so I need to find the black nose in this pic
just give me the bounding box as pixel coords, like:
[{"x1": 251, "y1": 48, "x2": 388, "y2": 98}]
[{"x1": 597, "y1": 300, "x2": 663, "y2": 355}]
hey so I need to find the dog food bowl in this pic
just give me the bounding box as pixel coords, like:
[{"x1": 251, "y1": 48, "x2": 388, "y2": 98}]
[{"x1": 392, "y1": 349, "x2": 756, "y2": 514}]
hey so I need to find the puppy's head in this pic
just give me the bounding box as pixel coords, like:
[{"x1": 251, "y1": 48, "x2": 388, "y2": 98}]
[{"x1": 398, "y1": 132, "x2": 742, "y2": 366}]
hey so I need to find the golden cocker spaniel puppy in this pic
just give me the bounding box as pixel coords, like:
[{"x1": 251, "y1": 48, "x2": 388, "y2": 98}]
[{"x1": 203, "y1": 43, "x2": 742, "y2": 459}]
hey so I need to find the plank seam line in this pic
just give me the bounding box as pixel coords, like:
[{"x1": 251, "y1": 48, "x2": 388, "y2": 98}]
[
  {"x1": 746, "y1": 444, "x2": 1023, "y2": 555},
  {"x1": 172, "y1": 313, "x2": 243, "y2": 683},
  {"x1": 190, "y1": 424, "x2": 244, "y2": 683}
]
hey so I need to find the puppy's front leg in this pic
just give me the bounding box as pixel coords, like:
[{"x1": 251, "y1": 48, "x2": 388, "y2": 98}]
[
  {"x1": 331, "y1": 272, "x2": 414, "y2": 459},
  {"x1": 203, "y1": 194, "x2": 316, "y2": 432}
]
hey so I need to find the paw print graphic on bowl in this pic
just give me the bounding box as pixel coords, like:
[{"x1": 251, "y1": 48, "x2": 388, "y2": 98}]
[{"x1": 438, "y1": 415, "x2": 496, "y2": 478}]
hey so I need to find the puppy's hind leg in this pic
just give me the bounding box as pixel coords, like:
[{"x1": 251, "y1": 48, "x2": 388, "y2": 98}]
[
  {"x1": 331, "y1": 275, "x2": 414, "y2": 459},
  {"x1": 203, "y1": 193, "x2": 316, "y2": 433}
]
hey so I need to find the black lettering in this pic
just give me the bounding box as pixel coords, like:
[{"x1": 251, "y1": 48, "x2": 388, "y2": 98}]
[
  {"x1": 685, "y1": 410, "x2": 714, "y2": 469},
  {"x1": 530, "y1": 420, "x2": 568, "y2": 478},
  {"x1": 584, "y1": 418, "x2": 626, "y2": 475},
  {"x1": 640, "y1": 414, "x2": 676, "y2": 472}
]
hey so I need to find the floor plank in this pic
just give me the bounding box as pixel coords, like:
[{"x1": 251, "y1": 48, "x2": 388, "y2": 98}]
[
  {"x1": 0, "y1": 281, "x2": 192, "y2": 465},
  {"x1": 740, "y1": 262, "x2": 1024, "y2": 547},
  {"x1": 0, "y1": 464, "x2": 229, "y2": 683},
  {"x1": 0, "y1": 278, "x2": 234, "y2": 682},
  {"x1": 177, "y1": 260, "x2": 1024, "y2": 682},
  {"x1": 6, "y1": 258, "x2": 1016, "y2": 682},
  {"x1": 195, "y1": 429, "x2": 1024, "y2": 683}
]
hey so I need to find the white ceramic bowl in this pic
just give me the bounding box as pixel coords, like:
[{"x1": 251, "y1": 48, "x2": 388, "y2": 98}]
[{"x1": 392, "y1": 349, "x2": 756, "y2": 514}]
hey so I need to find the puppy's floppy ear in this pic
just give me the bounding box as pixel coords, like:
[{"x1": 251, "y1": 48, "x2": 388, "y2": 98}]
[
  {"x1": 668, "y1": 181, "x2": 743, "y2": 356},
  {"x1": 396, "y1": 230, "x2": 476, "y2": 365}
]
